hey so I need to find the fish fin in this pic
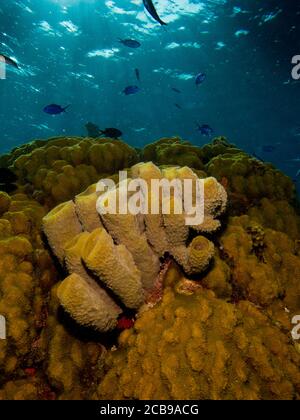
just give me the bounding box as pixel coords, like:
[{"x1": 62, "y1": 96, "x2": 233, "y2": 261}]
[{"x1": 63, "y1": 105, "x2": 71, "y2": 112}]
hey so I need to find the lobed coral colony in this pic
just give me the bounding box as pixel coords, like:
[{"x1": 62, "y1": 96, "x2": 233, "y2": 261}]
[{"x1": 0, "y1": 136, "x2": 299, "y2": 400}]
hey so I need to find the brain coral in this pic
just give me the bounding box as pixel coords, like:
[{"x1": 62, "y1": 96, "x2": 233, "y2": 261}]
[
  {"x1": 96, "y1": 264, "x2": 300, "y2": 400},
  {"x1": 42, "y1": 162, "x2": 227, "y2": 332},
  {"x1": 3, "y1": 137, "x2": 138, "y2": 208}
]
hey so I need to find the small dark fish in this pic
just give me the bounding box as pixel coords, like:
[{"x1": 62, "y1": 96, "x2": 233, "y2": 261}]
[
  {"x1": 261, "y1": 145, "x2": 276, "y2": 153},
  {"x1": 0, "y1": 53, "x2": 18, "y2": 69},
  {"x1": 43, "y1": 104, "x2": 70, "y2": 115},
  {"x1": 143, "y1": 0, "x2": 167, "y2": 25},
  {"x1": 123, "y1": 85, "x2": 140, "y2": 95},
  {"x1": 100, "y1": 128, "x2": 123, "y2": 139},
  {"x1": 118, "y1": 39, "x2": 141, "y2": 48},
  {"x1": 0, "y1": 167, "x2": 18, "y2": 184},
  {"x1": 195, "y1": 72, "x2": 206, "y2": 86},
  {"x1": 172, "y1": 87, "x2": 181, "y2": 93},
  {"x1": 135, "y1": 68, "x2": 140, "y2": 82},
  {"x1": 174, "y1": 103, "x2": 182, "y2": 110},
  {"x1": 197, "y1": 124, "x2": 213, "y2": 136}
]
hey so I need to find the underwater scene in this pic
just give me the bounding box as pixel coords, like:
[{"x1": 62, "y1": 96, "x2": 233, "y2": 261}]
[{"x1": 0, "y1": 0, "x2": 300, "y2": 402}]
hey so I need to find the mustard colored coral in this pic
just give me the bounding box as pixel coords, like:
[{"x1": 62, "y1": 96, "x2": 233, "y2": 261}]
[
  {"x1": 0, "y1": 135, "x2": 299, "y2": 400},
  {"x1": 97, "y1": 265, "x2": 300, "y2": 400},
  {"x1": 2, "y1": 137, "x2": 138, "y2": 208}
]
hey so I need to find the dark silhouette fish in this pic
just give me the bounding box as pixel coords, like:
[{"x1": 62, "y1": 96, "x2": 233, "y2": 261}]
[
  {"x1": 43, "y1": 104, "x2": 70, "y2": 115},
  {"x1": 172, "y1": 87, "x2": 181, "y2": 93},
  {"x1": 197, "y1": 124, "x2": 213, "y2": 136},
  {"x1": 135, "y1": 68, "x2": 140, "y2": 82},
  {"x1": 100, "y1": 128, "x2": 123, "y2": 139},
  {"x1": 118, "y1": 39, "x2": 141, "y2": 48},
  {"x1": 174, "y1": 103, "x2": 182, "y2": 109},
  {"x1": 85, "y1": 122, "x2": 101, "y2": 138},
  {"x1": 123, "y1": 85, "x2": 140, "y2": 95},
  {"x1": 143, "y1": 0, "x2": 167, "y2": 25},
  {"x1": 195, "y1": 72, "x2": 206, "y2": 85},
  {"x1": 0, "y1": 53, "x2": 18, "y2": 69}
]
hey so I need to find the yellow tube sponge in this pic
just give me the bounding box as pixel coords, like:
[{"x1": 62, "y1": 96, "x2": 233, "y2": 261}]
[
  {"x1": 64, "y1": 232, "x2": 91, "y2": 280},
  {"x1": 186, "y1": 236, "x2": 215, "y2": 275},
  {"x1": 101, "y1": 211, "x2": 160, "y2": 291},
  {"x1": 42, "y1": 200, "x2": 82, "y2": 262},
  {"x1": 131, "y1": 161, "x2": 162, "y2": 182},
  {"x1": 42, "y1": 162, "x2": 227, "y2": 333},
  {"x1": 192, "y1": 177, "x2": 227, "y2": 233},
  {"x1": 99, "y1": 175, "x2": 160, "y2": 291},
  {"x1": 131, "y1": 162, "x2": 169, "y2": 256},
  {"x1": 82, "y1": 228, "x2": 144, "y2": 309},
  {"x1": 75, "y1": 184, "x2": 103, "y2": 232},
  {"x1": 57, "y1": 273, "x2": 121, "y2": 332}
]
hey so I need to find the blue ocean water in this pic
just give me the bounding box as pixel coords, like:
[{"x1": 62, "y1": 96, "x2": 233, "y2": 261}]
[{"x1": 0, "y1": 0, "x2": 300, "y2": 182}]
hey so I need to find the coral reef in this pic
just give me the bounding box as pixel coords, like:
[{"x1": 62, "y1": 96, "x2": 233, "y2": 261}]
[
  {"x1": 0, "y1": 193, "x2": 58, "y2": 385},
  {"x1": 144, "y1": 137, "x2": 300, "y2": 238},
  {"x1": 0, "y1": 135, "x2": 299, "y2": 400},
  {"x1": 97, "y1": 265, "x2": 300, "y2": 400},
  {"x1": 38, "y1": 284, "x2": 106, "y2": 400},
  {"x1": 1, "y1": 137, "x2": 138, "y2": 208},
  {"x1": 220, "y1": 216, "x2": 300, "y2": 316},
  {"x1": 142, "y1": 137, "x2": 205, "y2": 170},
  {"x1": 42, "y1": 162, "x2": 227, "y2": 332},
  {"x1": 0, "y1": 190, "x2": 106, "y2": 400}
]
